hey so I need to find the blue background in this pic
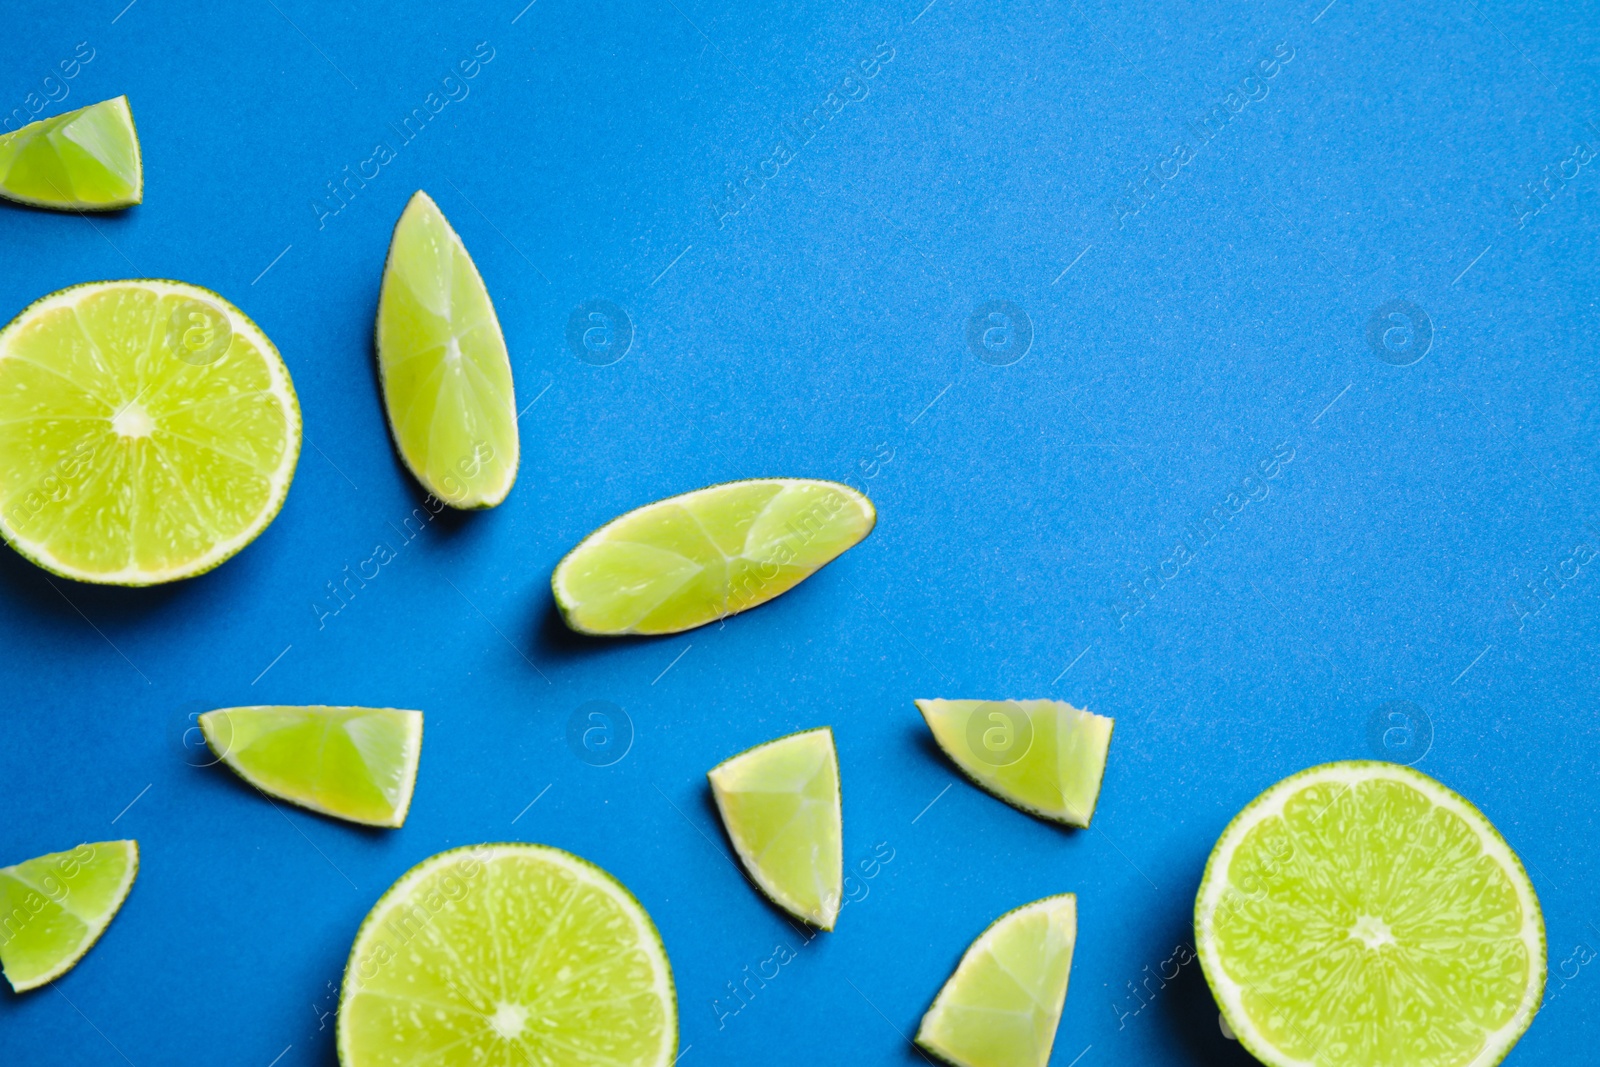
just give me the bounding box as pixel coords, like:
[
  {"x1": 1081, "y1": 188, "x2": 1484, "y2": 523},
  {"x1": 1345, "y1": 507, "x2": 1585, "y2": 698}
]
[{"x1": 2, "y1": 0, "x2": 1598, "y2": 1063}]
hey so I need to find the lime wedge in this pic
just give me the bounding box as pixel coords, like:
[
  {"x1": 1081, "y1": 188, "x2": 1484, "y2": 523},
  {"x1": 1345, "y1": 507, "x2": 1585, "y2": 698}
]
[
  {"x1": 708, "y1": 726, "x2": 842, "y2": 929},
  {"x1": 917, "y1": 700, "x2": 1113, "y2": 828},
  {"x1": 916, "y1": 893, "x2": 1078, "y2": 1067},
  {"x1": 0, "y1": 279, "x2": 300, "y2": 584},
  {"x1": 1196, "y1": 761, "x2": 1545, "y2": 1067},
  {"x1": 199, "y1": 706, "x2": 422, "y2": 828},
  {"x1": 338, "y1": 843, "x2": 677, "y2": 1067},
  {"x1": 0, "y1": 96, "x2": 142, "y2": 211},
  {"x1": 0, "y1": 840, "x2": 138, "y2": 992},
  {"x1": 553, "y1": 478, "x2": 875, "y2": 635},
  {"x1": 376, "y1": 190, "x2": 518, "y2": 509}
]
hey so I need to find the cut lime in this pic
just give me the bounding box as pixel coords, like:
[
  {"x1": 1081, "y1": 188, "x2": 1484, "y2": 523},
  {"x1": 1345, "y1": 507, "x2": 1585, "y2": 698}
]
[
  {"x1": 338, "y1": 843, "x2": 676, "y2": 1067},
  {"x1": 200, "y1": 706, "x2": 422, "y2": 828},
  {"x1": 376, "y1": 190, "x2": 518, "y2": 509},
  {"x1": 708, "y1": 726, "x2": 842, "y2": 929},
  {"x1": 916, "y1": 893, "x2": 1078, "y2": 1067},
  {"x1": 0, "y1": 840, "x2": 138, "y2": 992},
  {"x1": 553, "y1": 478, "x2": 875, "y2": 635},
  {"x1": 0, "y1": 279, "x2": 300, "y2": 584},
  {"x1": 0, "y1": 96, "x2": 142, "y2": 211},
  {"x1": 917, "y1": 700, "x2": 1113, "y2": 828},
  {"x1": 1195, "y1": 761, "x2": 1545, "y2": 1067}
]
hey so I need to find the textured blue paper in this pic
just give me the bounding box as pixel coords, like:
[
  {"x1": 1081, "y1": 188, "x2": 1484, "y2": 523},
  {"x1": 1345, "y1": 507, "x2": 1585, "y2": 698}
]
[{"x1": 2, "y1": 0, "x2": 1597, "y2": 1063}]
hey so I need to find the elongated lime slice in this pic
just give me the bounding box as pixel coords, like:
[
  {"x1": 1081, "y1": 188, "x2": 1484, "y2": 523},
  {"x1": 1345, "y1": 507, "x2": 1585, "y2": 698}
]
[
  {"x1": 0, "y1": 840, "x2": 138, "y2": 992},
  {"x1": 709, "y1": 726, "x2": 842, "y2": 929},
  {"x1": 1196, "y1": 761, "x2": 1545, "y2": 1067},
  {"x1": 0, "y1": 279, "x2": 300, "y2": 584},
  {"x1": 0, "y1": 96, "x2": 142, "y2": 211},
  {"x1": 553, "y1": 478, "x2": 875, "y2": 635},
  {"x1": 376, "y1": 190, "x2": 518, "y2": 508},
  {"x1": 917, "y1": 699, "x2": 1113, "y2": 827},
  {"x1": 338, "y1": 843, "x2": 676, "y2": 1067},
  {"x1": 916, "y1": 894, "x2": 1077, "y2": 1067},
  {"x1": 199, "y1": 706, "x2": 422, "y2": 828}
]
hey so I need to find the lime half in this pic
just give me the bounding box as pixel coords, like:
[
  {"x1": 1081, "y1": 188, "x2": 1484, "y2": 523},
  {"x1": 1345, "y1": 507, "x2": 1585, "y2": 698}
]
[
  {"x1": 0, "y1": 280, "x2": 300, "y2": 584},
  {"x1": 1196, "y1": 761, "x2": 1545, "y2": 1067},
  {"x1": 338, "y1": 843, "x2": 676, "y2": 1067},
  {"x1": 0, "y1": 840, "x2": 138, "y2": 992},
  {"x1": 916, "y1": 893, "x2": 1078, "y2": 1067},
  {"x1": 917, "y1": 700, "x2": 1113, "y2": 827},
  {"x1": 377, "y1": 190, "x2": 518, "y2": 508},
  {"x1": 0, "y1": 96, "x2": 142, "y2": 211},
  {"x1": 709, "y1": 726, "x2": 842, "y2": 929},
  {"x1": 200, "y1": 706, "x2": 423, "y2": 828},
  {"x1": 553, "y1": 478, "x2": 875, "y2": 635}
]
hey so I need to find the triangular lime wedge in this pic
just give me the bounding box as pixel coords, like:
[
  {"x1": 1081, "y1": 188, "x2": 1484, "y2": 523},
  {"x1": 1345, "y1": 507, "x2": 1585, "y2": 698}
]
[
  {"x1": 0, "y1": 840, "x2": 138, "y2": 992},
  {"x1": 200, "y1": 706, "x2": 423, "y2": 827},
  {"x1": 553, "y1": 478, "x2": 875, "y2": 635},
  {"x1": 376, "y1": 190, "x2": 518, "y2": 508},
  {"x1": 917, "y1": 700, "x2": 1113, "y2": 828},
  {"x1": 709, "y1": 726, "x2": 843, "y2": 929},
  {"x1": 0, "y1": 96, "x2": 142, "y2": 210},
  {"x1": 916, "y1": 894, "x2": 1078, "y2": 1067}
]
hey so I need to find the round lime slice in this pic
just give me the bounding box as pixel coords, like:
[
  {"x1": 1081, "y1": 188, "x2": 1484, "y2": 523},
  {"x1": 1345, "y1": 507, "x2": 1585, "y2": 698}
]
[
  {"x1": 0, "y1": 96, "x2": 142, "y2": 211},
  {"x1": 376, "y1": 190, "x2": 518, "y2": 508},
  {"x1": 1196, "y1": 761, "x2": 1546, "y2": 1067},
  {"x1": 338, "y1": 843, "x2": 677, "y2": 1067},
  {"x1": 0, "y1": 279, "x2": 301, "y2": 584},
  {"x1": 199, "y1": 706, "x2": 423, "y2": 828},
  {"x1": 0, "y1": 840, "x2": 138, "y2": 992},
  {"x1": 916, "y1": 893, "x2": 1078, "y2": 1067},
  {"x1": 552, "y1": 478, "x2": 876, "y2": 635},
  {"x1": 709, "y1": 726, "x2": 843, "y2": 929}
]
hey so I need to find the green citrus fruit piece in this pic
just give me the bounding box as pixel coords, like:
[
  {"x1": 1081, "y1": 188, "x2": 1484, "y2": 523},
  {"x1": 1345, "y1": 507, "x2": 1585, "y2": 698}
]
[
  {"x1": 1195, "y1": 761, "x2": 1546, "y2": 1067},
  {"x1": 709, "y1": 726, "x2": 842, "y2": 929},
  {"x1": 199, "y1": 706, "x2": 423, "y2": 828},
  {"x1": 0, "y1": 840, "x2": 138, "y2": 992},
  {"x1": 0, "y1": 279, "x2": 301, "y2": 584},
  {"x1": 338, "y1": 843, "x2": 676, "y2": 1067},
  {"x1": 917, "y1": 699, "x2": 1113, "y2": 827},
  {"x1": 376, "y1": 190, "x2": 518, "y2": 508},
  {"x1": 916, "y1": 893, "x2": 1078, "y2": 1067},
  {"x1": 552, "y1": 478, "x2": 875, "y2": 635},
  {"x1": 0, "y1": 96, "x2": 142, "y2": 211}
]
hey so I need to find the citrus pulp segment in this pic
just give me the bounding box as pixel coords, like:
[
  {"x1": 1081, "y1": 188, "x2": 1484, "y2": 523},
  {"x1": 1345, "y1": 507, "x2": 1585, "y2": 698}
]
[
  {"x1": 0, "y1": 840, "x2": 138, "y2": 992},
  {"x1": 917, "y1": 699, "x2": 1113, "y2": 827},
  {"x1": 708, "y1": 726, "x2": 843, "y2": 929},
  {"x1": 552, "y1": 478, "x2": 876, "y2": 635},
  {"x1": 1195, "y1": 761, "x2": 1545, "y2": 1067},
  {"x1": 337, "y1": 843, "x2": 676, "y2": 1067},
  {"x1": 199, "y1": 706, "x2": 423, "y2": 828},
  {"x1": 915, "y1": 894, "x2": 1078, "y2": 1067},
  {"x1": 0, "y1": 279, "x2": 300, "y2": 584},
  {"x1": 376, "y1": 190, "x2": 518, "y2": 508},
  {"x1": 0, "y1": 96, "x2": 142, "y2": 210}
]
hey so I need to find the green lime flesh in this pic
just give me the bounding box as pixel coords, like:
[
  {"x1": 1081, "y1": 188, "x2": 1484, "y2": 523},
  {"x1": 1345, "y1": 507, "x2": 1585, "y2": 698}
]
[
  {"x1": 0, "y1": 840, "x2": 138, "y2": 992},
  {"x1": 0, "y1": 96, "x2": 142, "y2": 210},
  {"x1": 552, "y1": 478, "x2": 875, "y2": 635},
  {"x1": 338, "y1": 843, "x2": 677, "y2": 1067},
  {"x1": 1195, "y1": 761, "x2": 1546, "y2": 1067}
]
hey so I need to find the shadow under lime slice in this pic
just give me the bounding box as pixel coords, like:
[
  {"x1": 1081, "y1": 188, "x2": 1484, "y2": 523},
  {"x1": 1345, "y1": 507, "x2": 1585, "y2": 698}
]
[
  {"x1": 916, "y1": 894, "x2": 1078, "y2": 1067},
  {"x1": 0, "y1": 279, "x2": 301, "y2": 585},
  {"x1": 0, "y1": 840, "x2": 138, "y2": 993},
  {"x1": 376, "y1": 190, "x2": 518, "y2": 509},
  {"x1": 709, "y1": 726, "x2": 842, "y2": 929},
  {"x1": 553, "y1": 478, "x2": 876, "y2": 635},
  {"x1": 0, "y1": 96, "x2": 142, "y2": 210},
  {"x1": 1195, "y1": 761, "x2": 1545, "y2": 1067},
  {"x1": 200, "y1": 706, "x2": 422, "y2": 828},
  {"x1": 917, "y1": 700, "x2": 1113, "y2": 828},
  {"x1": 338, "y1": 843, "x2": 677, "y2": 1067}
]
